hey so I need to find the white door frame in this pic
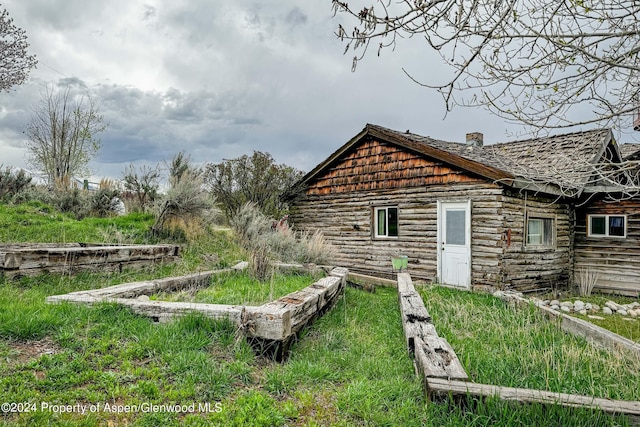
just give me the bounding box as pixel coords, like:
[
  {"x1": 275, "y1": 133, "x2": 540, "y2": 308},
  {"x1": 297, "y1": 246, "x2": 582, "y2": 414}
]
[{"x1": 437, "y1": 200, "x2": 472, "y2": 289}]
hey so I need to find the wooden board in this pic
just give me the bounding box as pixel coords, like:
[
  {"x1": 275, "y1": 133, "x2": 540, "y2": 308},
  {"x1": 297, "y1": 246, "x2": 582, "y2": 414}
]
[
  {"x1": 427, "y1": 378, "x2": 640, "y2": 421},
  {"x1": 397, "y1": 273, "x2": 468, "y2": 381}
]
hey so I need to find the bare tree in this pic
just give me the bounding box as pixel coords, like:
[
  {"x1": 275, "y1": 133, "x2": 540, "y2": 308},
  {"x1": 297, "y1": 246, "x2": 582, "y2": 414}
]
[
  {"x1": 332, "y1": 0, "x2": 640, "y2": 130},
  {"x1": 0, "y1": 5, "x2": 37, "y2": 91},
  {"x1": 25, "y1": 86, "x2": 106, "y2": 186},
  {"x1": 122, "y1": 163, "x2": 161, "y2": 213}
]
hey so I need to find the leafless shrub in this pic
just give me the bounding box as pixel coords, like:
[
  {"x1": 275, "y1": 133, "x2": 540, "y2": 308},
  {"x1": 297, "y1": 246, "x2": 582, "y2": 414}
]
[{"x1": 576, "y1": 267, "x2": 599, "y2": 297}]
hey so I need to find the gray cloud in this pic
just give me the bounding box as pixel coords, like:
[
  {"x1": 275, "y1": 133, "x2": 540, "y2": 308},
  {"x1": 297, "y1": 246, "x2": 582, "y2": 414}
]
[{"x1": 1, "y1": 0, "x2": 526, "y2": 184}]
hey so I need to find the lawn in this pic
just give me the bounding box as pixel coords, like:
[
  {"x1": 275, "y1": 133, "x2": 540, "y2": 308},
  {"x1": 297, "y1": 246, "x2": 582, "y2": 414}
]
[
  {"x1": 1, "y1": 203, "x2": 639, "y2": 425},
  {"x1": 153, "y1": 270, "x2": 324, "y2": 306},
  {"x1": 572, "y1": 312, "x2": 640, "y2": 343}
]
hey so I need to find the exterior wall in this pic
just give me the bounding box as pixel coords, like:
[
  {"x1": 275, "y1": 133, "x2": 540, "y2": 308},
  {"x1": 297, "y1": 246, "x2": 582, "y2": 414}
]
[
  {"x1": 500, "y1": 191, "x2": 573, "y2": 291},
  {"x1": 289, "y1": 183, "x2": 504, "y2": 284},
  {"x1": 574, "y1": 199, "x2": 640, "y2": 296}
]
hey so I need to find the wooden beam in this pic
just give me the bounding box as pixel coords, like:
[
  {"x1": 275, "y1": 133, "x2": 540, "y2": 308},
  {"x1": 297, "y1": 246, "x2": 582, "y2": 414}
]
[
  {"x1": 427, "y1": 377, "x2": 640, "y2": 421},
  {"x1": 348, "y1": 272, "x2": 397, "y2": 288},
  {"x1": 415, "y1": 336, "x2": 469, "y2": 381}
]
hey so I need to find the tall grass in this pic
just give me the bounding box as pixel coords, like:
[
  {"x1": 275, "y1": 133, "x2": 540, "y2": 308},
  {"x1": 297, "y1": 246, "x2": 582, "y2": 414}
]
[
  {"x1": 1, "y1": 202, "x2": 637, "y2": 425},
  {"x1": 419, "y1": 285, "x2": 640, "y2": 401},
  {"x1": 230, "y1": 203, "x2": 336, "y2": 280},
  {"x1": 576, "y1": 267, "x2": 600, "y2": 297},
  {"x1": 154, "y1": 270, "x2": 320, "y2": 306}
]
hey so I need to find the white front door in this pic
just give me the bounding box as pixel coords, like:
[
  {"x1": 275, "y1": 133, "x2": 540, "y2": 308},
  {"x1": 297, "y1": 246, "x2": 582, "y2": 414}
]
[{"x1": 438, "y1": 201, "x2": 471, "y2": 288}]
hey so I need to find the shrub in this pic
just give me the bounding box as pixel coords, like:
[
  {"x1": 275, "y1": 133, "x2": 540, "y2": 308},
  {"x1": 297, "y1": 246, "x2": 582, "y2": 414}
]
[
  {"x1": 576, "y1": 267, "x2": 599, "y2": 297},
  {"x1": 0, "y1": 165, "x2": 32, "y2": 202},
  {"x1": 230, "y1": 203, "x2": 337, "y2": 280},
  {"x1": 152, "y1": 169, "x2": 218, "y2": 237},
  {"x1": 88, "y1": 188, "x2": 122, "y2": 217},
  {"x1": 54, "y1": 188, "x2": 89, "y2": 219}
]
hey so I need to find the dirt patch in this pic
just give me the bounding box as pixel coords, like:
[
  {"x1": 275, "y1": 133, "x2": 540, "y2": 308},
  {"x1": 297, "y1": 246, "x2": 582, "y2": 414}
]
[{"x1": 4, "y1": 337, "x2": 60, "y2": 366}]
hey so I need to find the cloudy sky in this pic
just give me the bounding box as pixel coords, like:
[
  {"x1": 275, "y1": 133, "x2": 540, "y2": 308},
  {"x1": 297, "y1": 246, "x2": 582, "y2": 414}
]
[{"x1": 0, "y1": 0, "x2": 578, "y2": 182}]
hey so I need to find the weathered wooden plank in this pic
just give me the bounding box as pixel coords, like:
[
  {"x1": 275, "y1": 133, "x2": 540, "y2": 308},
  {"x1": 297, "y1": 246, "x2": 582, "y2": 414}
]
[
  {"x1": 415, "y1": 336, "x2": 469, "y2": 381},
  {"x1": 348, "y1": 272, "x2": 397, "y2": 287},
  {"x1": 1, "y1": 244, "x2": 181, "y2": 278},
  {"x1": 538, "y1": 304, "x2": 640, "y2": 356},
  {"x1": 426, "y1": 378, "x2": 640, "y2": 421}
]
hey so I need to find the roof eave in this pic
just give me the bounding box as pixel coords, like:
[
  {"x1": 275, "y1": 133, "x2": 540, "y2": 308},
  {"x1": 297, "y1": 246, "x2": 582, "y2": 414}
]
[{"x1": 509, "y1": 178, "x2": 576, "y2": 198}]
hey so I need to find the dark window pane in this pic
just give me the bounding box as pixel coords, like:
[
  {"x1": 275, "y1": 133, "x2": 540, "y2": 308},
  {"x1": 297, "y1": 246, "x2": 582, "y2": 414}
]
[
  {"x1": 590, "y1": 216, "x2": 606, "y2": 235},
  {"x1": 388, "y1": 208, "x2": 398, "y2": 237},
  {"x1": 609, "y1": 216, "x2": 625, "y2": 236}
]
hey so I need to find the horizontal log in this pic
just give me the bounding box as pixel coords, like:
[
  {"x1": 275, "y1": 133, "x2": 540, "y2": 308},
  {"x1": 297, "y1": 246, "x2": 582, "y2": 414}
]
[
  {"x1": 1, "y1": 244, "x2": 181, "y2": 278},
  {"x1": 426, "y1": 378, "x2": 640, "y2": 420},
  {"x1": 348, "y1": 272, "x2": 398, "y2": 287}
]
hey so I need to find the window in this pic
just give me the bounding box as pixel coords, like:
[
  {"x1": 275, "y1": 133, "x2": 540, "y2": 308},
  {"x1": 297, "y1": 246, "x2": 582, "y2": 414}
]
[
  {"x1": 374, "y1": 207, "x2": 398, "y2": 238},
  {"x1": 526, "y1": 217, "x2": 554, "y2": 246},
  {"x1": 588, "y1": 215, "x2": 626, "y2": 238}
]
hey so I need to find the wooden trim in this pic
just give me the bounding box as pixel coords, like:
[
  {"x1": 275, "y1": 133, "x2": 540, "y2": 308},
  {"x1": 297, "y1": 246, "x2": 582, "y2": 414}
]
[{"x1": 587, "y1": 213, "x2": 627, "y2": 238}]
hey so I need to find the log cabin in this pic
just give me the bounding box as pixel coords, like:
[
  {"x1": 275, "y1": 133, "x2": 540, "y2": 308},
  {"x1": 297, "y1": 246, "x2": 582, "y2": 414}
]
[{"x1": 287, "y1": 124, "x2": 640, "y2": 296}]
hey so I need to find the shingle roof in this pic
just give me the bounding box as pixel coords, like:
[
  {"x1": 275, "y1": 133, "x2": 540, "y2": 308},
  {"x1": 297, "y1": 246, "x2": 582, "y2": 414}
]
[
  {"x1": 620, "y1": 143, "x2": 640, "y2": 160},
  {"x1": 296, "y1": 124, "x2": 616, "y2": 199},
  {"x1": 367, "y1": 125, "x2": 614, "y2": 194}
]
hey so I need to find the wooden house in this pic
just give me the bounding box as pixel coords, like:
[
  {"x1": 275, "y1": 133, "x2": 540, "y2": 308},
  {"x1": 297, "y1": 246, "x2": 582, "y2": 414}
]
[{"x1": 288, "y1": 124, "x2": 640, "y2": 296}]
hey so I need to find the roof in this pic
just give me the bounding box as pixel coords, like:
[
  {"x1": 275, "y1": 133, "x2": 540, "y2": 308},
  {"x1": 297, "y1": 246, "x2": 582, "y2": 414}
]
[
  {"x1": 620, "y1": 143, "x2": 640, "y2": 160},
  {"x1": 298, "y1": 124, "x2": 616, "y2": 197}
]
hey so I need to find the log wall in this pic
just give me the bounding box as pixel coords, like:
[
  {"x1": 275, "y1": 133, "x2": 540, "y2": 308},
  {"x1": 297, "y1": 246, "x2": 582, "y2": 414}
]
[
  {"x1": 500, "y1": 191, "x2": 573, "y2": 291},
  {"x1": 291, "y1": 136, "x2": 577, "y2": 291},
  {"x1": 574, "y1": 199, "x2": 640, "y2": 296},
  {"x1": 290, "y1": 183, "x2": 506, "y2": 287}
]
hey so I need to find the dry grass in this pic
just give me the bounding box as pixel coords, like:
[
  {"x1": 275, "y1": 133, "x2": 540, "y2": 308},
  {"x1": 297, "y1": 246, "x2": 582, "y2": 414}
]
[{"x1": 576, "y1": 267, "x2": 599, "y2": 297}]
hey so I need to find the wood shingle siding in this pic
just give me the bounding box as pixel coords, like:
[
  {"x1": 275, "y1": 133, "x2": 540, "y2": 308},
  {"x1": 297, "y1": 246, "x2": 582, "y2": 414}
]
[{"x1": 306, "y1": 139, "x2": 482, "y2": 195}]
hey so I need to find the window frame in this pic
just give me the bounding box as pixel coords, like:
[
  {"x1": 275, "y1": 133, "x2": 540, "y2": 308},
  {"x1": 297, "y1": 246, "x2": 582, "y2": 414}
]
[
  {"x1": 525, "y1": 215, "x2": 555, "y2": 248},
  {"x1": 373, "y1": 206, "x2": 399, "y2": 239},
  {"x1": 587, "y1": 214, "x2": 627, "y2": 238}
]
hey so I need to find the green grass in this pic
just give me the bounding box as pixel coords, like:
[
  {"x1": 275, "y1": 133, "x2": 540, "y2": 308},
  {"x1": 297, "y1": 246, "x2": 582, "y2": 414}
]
[
  {"x1": 153, "y1": 270, "x2": 323, "y2": 306},
  {"x1": 542, "y1": 293, "x2": 640, "y2": 343},
  {"x1": 0, "y1": 202, "x2": 154, "y2": 244},
  {"x1": 1, "y1": 202, "x2": 639, "y2": 425},
  {"x1": 572, "y1": 312, "x2": 640, "y2": 343},
  {"x1": 419, "y1": 285, "x2": 640, "y2": 401}
]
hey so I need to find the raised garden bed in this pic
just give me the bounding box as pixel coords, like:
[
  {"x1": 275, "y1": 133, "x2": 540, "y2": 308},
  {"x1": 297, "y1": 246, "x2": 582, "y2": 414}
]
[
  {"x1": 398, "y1": 274, "x2": 640, "y2": 422},
  {"x1": 46, "y1": 263, "x2": 348, "y2": 360},
  {"x1": 0, "y1": 243, "x2": 180, "y2": 279}
]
